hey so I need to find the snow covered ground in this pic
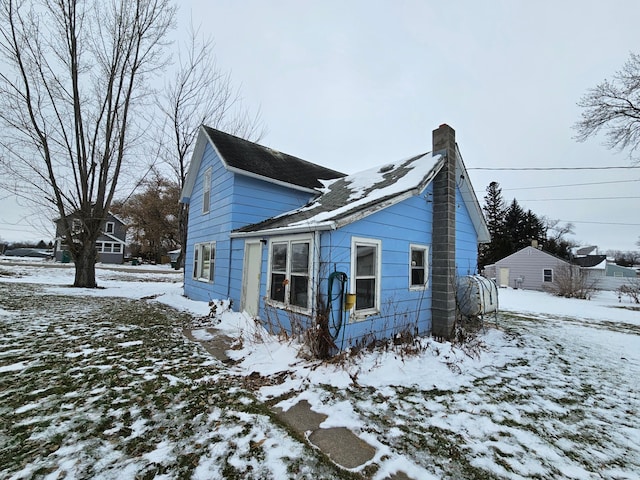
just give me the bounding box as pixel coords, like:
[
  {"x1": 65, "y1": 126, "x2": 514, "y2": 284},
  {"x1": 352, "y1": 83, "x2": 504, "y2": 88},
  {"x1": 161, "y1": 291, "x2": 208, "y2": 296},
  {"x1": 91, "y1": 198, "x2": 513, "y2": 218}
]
[{"x1": 1, "y1": 260, "x2": 639, "y2": 479}]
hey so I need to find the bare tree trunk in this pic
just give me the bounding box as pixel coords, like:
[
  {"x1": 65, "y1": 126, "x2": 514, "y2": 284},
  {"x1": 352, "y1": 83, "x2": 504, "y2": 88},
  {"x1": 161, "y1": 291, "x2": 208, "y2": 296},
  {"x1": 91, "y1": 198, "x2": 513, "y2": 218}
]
[
  {"x1": 74, "y1": 244, "x2": 98, "y2": 288},
  {"x1": 0, "y1": 0, "x2": 175, "y2": 288}
]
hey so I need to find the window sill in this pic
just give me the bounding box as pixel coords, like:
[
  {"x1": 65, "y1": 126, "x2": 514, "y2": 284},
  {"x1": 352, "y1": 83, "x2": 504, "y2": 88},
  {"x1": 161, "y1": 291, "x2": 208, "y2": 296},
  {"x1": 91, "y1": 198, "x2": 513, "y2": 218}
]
[
  {"x1": 350, "y1": 309, "x2": 379, "y2": 322},
  {"x1": 265, "y1": 299, "x2": 311, "y2": 316}
]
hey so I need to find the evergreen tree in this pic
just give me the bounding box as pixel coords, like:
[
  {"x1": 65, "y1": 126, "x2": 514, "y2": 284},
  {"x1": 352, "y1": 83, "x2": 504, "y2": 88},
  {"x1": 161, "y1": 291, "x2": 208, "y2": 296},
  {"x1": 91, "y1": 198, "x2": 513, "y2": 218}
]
[
  {"x1": 521, "y1": 209, "x2": 546, "y2": 249},
  {"x1": 478, "y1": 182, "x2": 510, "y2": 269},
  {"x1": 504, "y1": 199, "x2": 525, "y2": 250}
]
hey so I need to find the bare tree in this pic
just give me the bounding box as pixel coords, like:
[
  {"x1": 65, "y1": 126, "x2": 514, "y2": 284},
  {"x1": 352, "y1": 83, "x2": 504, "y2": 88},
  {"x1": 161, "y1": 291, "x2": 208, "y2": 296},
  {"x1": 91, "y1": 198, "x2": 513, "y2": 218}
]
[
  {"x1": 544, "y1": 263, "x2": 599, "y2": 300},
  {"x1": 0, "y1": 0, "x2": 175, "y2": 287},
  {"x1": 575, "y1": 52, "x2": 640, "y2": 162},
  {"x1": 158, "y1": 23, "x2": 265, "y2": 271},
  {"x1": 541, "y1": 217, "x2": 576, "y2": 260}
]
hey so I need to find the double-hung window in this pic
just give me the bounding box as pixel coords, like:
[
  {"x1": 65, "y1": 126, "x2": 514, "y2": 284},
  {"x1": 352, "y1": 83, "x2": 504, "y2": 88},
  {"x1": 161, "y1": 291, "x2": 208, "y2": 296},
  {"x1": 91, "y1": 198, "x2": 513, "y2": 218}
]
[
  {"x1": 410, "y1": 244, "x2": 429, "y2": 289},
  {"x1": 193, "y1": 242, "x2": 215, "y2": 282},
  {"x1": 268, "y1": 237, "x2": 311, "y2": 310},
  {"x1": 105, "y1": 222, "x2": 115, "y2": 234},
  {"x1": 543, "y1": 268, "x2": 553, "y2": 283},
  {"x1": 351, "y1": 237, "x2": 381, "y2": 316},
  {"x1": 202, "y1": 168, "x2": 212, "y2": 214}
]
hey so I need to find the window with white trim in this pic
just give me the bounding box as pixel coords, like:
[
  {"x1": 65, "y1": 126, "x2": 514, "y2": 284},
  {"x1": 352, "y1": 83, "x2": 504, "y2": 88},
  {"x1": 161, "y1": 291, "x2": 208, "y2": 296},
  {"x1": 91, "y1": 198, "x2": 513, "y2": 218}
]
[
  {"x1": 543, "y1": 268, "x2": 553, "y2": 282},
  {"x1": 351, "y1": 237, "x2": 381, "y2": 315},
  {"x1": 202, "y1": 168, "x2": 212, "y2": 214},
  {"x1": 410, "y1": 244, "x2": 429, "y2": 289},
  {"x1": 105, "y1": 221, "x2": 115, "y2": 234},
  {"x1": 193, "y1": 242, "x2": 215, "y2": 282},
  {"x1": 95, "y1": 241, "x2": 123, "y2": 254},
  {"x1": 268, "y1": 237, "x2": 311, "y2": 310}
]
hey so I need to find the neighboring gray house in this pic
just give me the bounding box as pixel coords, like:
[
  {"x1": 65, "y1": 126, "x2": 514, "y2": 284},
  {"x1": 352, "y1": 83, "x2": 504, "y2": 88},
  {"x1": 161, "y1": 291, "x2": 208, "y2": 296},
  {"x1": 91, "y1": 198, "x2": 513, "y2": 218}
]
[
  {"x1": 483, "y1": 246, "x2": 571, "y2": 291},
  {"x1": 485, "y1": 246, "x2": 639, "y2": 292},
  {"x1": 53, "y1": 212, "x2": 127, "y2": 264}
]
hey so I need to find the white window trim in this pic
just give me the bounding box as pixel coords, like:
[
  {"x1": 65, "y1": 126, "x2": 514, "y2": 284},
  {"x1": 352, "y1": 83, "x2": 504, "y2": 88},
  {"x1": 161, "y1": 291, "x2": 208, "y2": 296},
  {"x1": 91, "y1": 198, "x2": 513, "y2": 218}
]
[
  {"x1": 409, "y1": 244, "x2": 430, "y2": 290},
  {"x1": 266, "y1": 234, "x2": 313, "y2": 314},
  {"x1": 193, "y1": 241, "x2": 215, "y2": 283},
  {"x1": 543, "y1": 268, "x2": 553, "y2": 283},
  {"x1": 105, "y1": 221, "x2": 115, "y2": 234},
  {"x1": 202, "y1": 167, "x2": 212, "y2": 214},
  {"x1": 350, "y1": 236, "x2": 382, "y2": 319},
  {"x1": 96, "y1": 241, "x2": 123, "y2": 254}
]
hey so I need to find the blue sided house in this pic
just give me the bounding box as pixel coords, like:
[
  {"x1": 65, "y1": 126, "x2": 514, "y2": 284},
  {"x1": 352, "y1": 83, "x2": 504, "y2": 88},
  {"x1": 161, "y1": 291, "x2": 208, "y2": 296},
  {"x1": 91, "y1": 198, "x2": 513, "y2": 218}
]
[{"x1": 180, "y1": 124, "x2": 490, "y2": 351}]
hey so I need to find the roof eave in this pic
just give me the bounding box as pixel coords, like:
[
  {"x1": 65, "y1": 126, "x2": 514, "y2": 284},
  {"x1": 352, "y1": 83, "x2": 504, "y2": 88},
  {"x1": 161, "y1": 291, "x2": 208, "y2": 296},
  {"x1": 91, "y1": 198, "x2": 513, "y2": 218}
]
[
  {"x1": 230, "y1": 222, "x2": 336, "y2": 238},
  {"x1": 455, "y1": 145, "x2": 491, "y2": 243},
  {"x1": 226, "y1": 165, "x2": 319, "y2": 194},
  {"x1": 180, "y1": 126, "x2": 209, "y2": 203}
]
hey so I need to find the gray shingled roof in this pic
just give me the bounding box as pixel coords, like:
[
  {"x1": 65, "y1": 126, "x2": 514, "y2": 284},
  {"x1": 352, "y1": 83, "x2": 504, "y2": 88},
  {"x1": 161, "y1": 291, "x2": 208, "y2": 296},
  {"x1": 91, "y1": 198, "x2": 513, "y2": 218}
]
[
  {"x1": 572, "y1": 255, "x2": 607, "y2": 268},
  {"x1": 234, "y1": 152, "x2": 444, "y2": 234},
  {"x1": 203, "y1": 126, "x2": 344, "y2": 190}
]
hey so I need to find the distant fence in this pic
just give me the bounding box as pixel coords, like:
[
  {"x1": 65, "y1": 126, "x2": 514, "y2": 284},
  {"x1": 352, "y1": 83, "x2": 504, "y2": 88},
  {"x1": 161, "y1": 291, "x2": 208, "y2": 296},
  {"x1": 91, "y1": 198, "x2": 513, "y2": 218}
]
[{"x1": 593, "y1": 276, "x2": 638, "y2": 292}]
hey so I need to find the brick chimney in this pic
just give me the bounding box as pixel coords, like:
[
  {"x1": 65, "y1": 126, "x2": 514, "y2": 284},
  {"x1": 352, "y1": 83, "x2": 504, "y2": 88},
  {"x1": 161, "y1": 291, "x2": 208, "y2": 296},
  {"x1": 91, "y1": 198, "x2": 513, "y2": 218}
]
[{"x1": 431, "y1": 124, "x2": 456, "y2": 339}]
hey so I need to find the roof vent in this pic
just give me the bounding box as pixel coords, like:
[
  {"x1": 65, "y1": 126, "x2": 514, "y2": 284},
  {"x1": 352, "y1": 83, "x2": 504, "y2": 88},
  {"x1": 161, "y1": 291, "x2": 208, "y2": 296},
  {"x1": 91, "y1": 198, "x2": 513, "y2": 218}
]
[{"x1": 378, "y1": 164, "x2": 394, "y2": 173}]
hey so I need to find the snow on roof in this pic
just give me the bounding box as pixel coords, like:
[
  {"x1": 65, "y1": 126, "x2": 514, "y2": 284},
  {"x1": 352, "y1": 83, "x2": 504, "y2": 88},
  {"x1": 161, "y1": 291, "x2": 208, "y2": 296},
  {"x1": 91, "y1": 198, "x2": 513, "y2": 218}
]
[
  {"x1": 234, "y1": 152, "x2": 444, "y2": 234},
  {"x1": 587, "y1": 259, "x2": 607, "y2": 270}
]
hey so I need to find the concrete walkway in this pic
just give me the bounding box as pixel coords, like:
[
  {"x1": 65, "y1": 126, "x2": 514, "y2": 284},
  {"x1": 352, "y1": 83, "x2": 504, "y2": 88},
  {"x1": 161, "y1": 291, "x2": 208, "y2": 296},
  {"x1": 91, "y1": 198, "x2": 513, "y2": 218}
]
[{"x1": 185, "y1": 327, "x2": 416, "y2": 479}]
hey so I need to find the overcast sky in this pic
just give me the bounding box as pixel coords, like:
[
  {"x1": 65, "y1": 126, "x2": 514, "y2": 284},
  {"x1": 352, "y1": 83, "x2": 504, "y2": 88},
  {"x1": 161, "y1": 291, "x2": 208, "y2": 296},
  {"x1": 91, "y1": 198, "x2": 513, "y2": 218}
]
[{"x1": 2, "y1": 0, "x2": 639, "y2": 252}]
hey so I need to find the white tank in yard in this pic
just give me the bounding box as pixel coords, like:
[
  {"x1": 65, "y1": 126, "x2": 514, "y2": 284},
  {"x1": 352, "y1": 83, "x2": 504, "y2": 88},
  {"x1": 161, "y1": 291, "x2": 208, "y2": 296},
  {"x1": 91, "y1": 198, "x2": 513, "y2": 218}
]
[{"x1": 456, "y1": 275, "x2": 499, "y2": 318}]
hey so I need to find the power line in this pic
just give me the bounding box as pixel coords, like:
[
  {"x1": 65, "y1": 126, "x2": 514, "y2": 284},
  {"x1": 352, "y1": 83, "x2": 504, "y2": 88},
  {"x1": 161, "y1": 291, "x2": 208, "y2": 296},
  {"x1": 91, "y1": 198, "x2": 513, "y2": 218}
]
[
  {"x1": 474, "y1": 178, "x2": 640, "y2": 194},
  {"x1": 468, "y1": 166, "x2": 640, "y2": 171},
  {"x1": 558, "y1": 220, "x2": 640, "y2": 227},
  {"x1": 519, "y1": 196, "x2": 640, "y2": 201},
  {"x1": 499, "y1": 178, "x2": 640, "y2": 191}
]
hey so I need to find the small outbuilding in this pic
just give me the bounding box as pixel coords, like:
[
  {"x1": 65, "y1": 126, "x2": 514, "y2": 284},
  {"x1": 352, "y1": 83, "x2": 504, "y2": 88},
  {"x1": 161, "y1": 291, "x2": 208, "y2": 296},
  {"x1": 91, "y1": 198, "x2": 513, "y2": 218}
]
[{"x1": 483, "y1": 246, "x2": 571, "y2": 291}]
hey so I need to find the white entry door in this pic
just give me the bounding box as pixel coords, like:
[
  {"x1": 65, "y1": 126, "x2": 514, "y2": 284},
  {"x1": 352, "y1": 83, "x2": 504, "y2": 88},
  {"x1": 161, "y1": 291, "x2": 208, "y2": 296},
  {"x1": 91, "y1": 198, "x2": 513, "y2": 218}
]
[
  {"x1": 499, "y1": 268, "x2": 509, "y2": 288},
  {"x1": 241, "y1": 241, "x2": 262, "y2": 317}
]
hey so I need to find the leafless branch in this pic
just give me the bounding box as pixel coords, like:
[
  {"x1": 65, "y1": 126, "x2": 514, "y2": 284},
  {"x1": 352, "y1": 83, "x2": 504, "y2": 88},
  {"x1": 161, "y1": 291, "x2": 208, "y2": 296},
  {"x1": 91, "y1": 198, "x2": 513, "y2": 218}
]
[
  {"x1": 0, "y1": 0, "x2": 175, "y2": 286},
  {"x1": 574, "y1": 52, "x2": 640, "y2": 163}
]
